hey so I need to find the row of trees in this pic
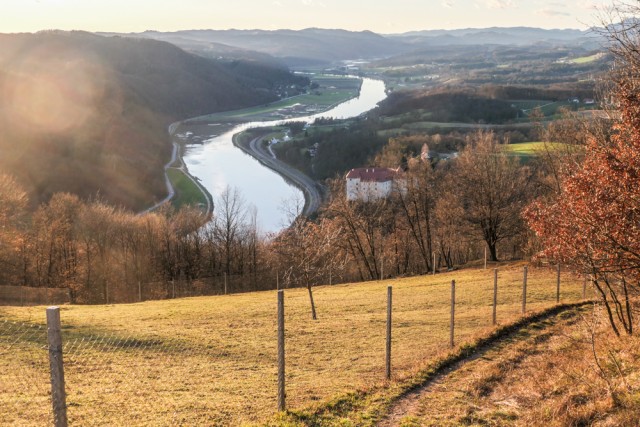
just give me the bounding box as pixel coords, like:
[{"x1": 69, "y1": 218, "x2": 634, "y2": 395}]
[
  {"x1": 319, "y1": 131, "x2": 532, "y2": 281},
  {"x1": 0, "y1": 181, "x2": 267, "y2": 303},
  {"x1": 0, "y1": 129, "x2": 535, "y2": 305}
]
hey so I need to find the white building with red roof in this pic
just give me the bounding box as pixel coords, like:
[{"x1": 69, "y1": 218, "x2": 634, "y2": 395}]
[{"x1": 345, "y1": 167, "x2": 405, "y2": 202}]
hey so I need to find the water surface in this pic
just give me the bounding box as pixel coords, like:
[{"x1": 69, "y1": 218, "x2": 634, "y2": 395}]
[{"x1": 182, "y1": 77, "x2": 387, "y2": 233}]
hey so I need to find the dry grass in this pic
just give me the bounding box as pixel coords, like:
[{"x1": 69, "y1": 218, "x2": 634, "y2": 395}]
[
  {"x1": 0, "y1": 263, "x2": 586, "y2": 426},
  {"x1": 398, "y1": 304, "x2": 640, "y2": 426}
]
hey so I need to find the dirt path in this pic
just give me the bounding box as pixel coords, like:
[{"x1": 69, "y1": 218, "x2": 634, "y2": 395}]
[{"x1": 377, "y1": 304, "x2": 588, "y2": 427}]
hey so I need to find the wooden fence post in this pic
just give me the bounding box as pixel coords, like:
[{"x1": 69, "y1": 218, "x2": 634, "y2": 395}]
[
  {"x1": 386, "y1": 286, "x2": 392, "y2": 380},
  {"x1": 556, "y1": 264, "x2": 561, "y2": 303},
  {"x1": 138, "y1": 281, "x2": 142, "y2": 302},
  {"x1": 277, "y1": 290, "x2": 285, "y2": 412},
  {"x1": 224, "y1": 273, "x2": 228, "y2": 295},
  {"x1": 47, "y1": 307, "x2": 68, "y2": 427},
  {"x1": 450, "y1": 280, "x2": 456, "y2": 348},
  {"x1": 492, "y1": 269, "x2": 498, "y2": 325},
  {"x1": 522, "y1": 266, "x2": 528, "y2": 315}
]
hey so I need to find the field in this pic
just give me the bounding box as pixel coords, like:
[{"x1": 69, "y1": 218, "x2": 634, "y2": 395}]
[
  {"x1": 504, "y1": 141, "x2": 565, "y2": 159},
  {"x1": 188, "y1": 75, "x2": 362, "y2": 123},
  {"x1": 391, "y1": 304, "x2": 640, "y2": 426},
  {"x1": 166, "y1": 168, "x2": 210, "y2": 209},
  {"x1": 569, "y1": 53, "x2": 604, "y2": 64},
  {"x1": 0, "y1": 263, "x2": 587, "y2": 426}
]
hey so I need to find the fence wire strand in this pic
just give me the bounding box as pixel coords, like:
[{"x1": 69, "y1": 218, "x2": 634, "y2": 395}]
[{"x1": 0, "y1": 319, "x2": 52, "y2": 426}]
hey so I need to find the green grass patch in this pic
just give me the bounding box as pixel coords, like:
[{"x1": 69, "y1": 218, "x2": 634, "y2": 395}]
[
  {"x1": 510, "y1": 100, "x2": 554, "y2": 111},
  {"x1": 167, "y1": 168, "x2": 209, "y2": 209},
  {"x1": 569, "y1": 53, "x2": 603, "y2": 64},
  {"x1": 191, "y1": 75, "x2": 362, "y2": 123},
  {"x1": 504, "y1": 141, "x2": 564, "y2": 155},
  {"x1": 503, "y1": 141, "x2": 568, "y2": 162}
]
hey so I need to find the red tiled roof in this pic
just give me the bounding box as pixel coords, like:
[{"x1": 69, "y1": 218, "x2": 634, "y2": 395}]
[{"x1": 346, "y1": 167, "x2": 400, "y2": 182}]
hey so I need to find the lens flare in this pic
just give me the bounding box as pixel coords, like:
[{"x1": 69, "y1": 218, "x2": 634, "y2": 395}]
[{"x1": 2, "y1": 46, "x2": 107, "y2": 134}]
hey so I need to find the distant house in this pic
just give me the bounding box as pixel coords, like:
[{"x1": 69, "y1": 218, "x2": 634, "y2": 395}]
[{"x1": 346, "y1": 167, "x2": 405, "y2": 202}]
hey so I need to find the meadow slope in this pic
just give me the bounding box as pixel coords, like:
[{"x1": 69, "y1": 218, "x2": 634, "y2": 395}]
[{"x1": 0, "y1": 262, "x2": 586, "y2": 425}]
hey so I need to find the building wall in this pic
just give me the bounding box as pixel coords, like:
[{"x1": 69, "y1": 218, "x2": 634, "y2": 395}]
[{"x1": 346, "y1": 178, "x2": 396, "y2": 202}]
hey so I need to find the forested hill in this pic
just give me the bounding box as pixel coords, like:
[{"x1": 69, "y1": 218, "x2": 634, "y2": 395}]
[
  {"x1": 0, "y1": 31, "x2": 307, "y2": 210},
  {"x1": 377, "y1": 89, "x2": 520, "y2": 124},
  {"x1": 113, "y1": 28, "x2": 410, "y2": 66}
]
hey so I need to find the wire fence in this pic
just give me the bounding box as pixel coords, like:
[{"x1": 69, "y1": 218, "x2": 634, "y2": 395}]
[
  {"x1": 0, "y1": 264, "x2": 588, "y2": 426},
  {"x1": 0, "y1": 319, "x2": 51, "y2": 425}
]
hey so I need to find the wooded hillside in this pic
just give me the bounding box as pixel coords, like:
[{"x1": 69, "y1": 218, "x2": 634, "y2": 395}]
[{"x1": 0, "y1": 31, "x2": 307, "y2": 210}]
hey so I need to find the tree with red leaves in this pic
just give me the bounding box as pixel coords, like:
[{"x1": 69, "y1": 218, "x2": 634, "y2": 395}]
[{"x1": 524, "y1": 13, "x2": 640, "y2": 336}]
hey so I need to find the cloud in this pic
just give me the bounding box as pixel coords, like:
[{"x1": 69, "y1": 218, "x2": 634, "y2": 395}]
[
  {"x1": 301, "y1": 0, "x2": 326, "y2": 6},
  {"x1": 537, "y1": 8, "x2": 571, "y2": 17},
  {"x1": 442, "y1": 0, "x2": 455, "y2": 8},
  {"x1": 581, "y1": 1, "x2": 603, "y2": 11},
  {"x1": 484, "y1": 0, "x2": 514, "y2": 9},
  {"x1": 272, "y1": 0, "x2": 283, "y2": 6}
]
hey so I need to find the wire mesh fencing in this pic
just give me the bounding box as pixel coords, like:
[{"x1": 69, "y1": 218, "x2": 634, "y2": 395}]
[
  {"x1": 0, "y1": 263, "x2": 588, "y2": 426},
  {"x1": 0, "y1": 319, "x2": 51, "y2": 426}
]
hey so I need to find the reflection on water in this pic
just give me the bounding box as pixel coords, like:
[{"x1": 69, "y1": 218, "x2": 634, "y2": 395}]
[{"x1": 182, "y1": 78, "x2": 387, "y2": 234}]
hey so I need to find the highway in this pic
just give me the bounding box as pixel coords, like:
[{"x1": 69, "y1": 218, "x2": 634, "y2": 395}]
[{"x1": 238, "y1": 134, "x2": 323, "y2": 217}]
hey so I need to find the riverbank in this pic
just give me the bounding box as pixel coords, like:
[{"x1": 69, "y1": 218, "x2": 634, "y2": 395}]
[
  {"x1": 143, "y1": 75, "x2": 362, "y2": 219},
  {"x1": 141, "y1": 125, "x2": 213, "y2": 217},
  {"x1": 185, "y1": 74, "x2": 362, "y2": 124},
  {"x1": 179, "y1": 76, "x2": 387, "y2": 232},
  {"x1": 232, "y1": 131, "x2": 323, "y2": 217}
]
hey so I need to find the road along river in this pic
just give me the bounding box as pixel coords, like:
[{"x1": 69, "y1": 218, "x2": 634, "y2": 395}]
[{"x1": 180, "y1": 77, "x2": 386, "y2": 234}]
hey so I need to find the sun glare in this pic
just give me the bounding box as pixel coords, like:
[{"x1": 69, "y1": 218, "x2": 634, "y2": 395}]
[{"x1": 3, "y1": 47, "x2": 106, "y2": 134}]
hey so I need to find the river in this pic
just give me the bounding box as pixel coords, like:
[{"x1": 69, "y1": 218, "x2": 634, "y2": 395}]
[{"x1": 181, "y1": 77, "x2": 387, "y2": 233}]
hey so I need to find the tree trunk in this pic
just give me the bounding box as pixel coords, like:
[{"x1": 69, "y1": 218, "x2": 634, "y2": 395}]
[
  {"x1": 488, "y1": 242, "x2": 498, "y2": 262},
  {"x1": 307, "y1": 284, "x2": 317, "y2": 320}
]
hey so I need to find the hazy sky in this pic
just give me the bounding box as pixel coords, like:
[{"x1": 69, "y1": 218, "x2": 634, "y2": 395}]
[{"x1": 4, "y1": 0, "x2": 611, "y2": 34}]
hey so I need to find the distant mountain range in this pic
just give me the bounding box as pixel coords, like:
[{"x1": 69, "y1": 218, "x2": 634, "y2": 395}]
[
  {"x1": 101, "y1": 28, "x2": 408, "y2": 66},
  {"x1": 388, "y1": 26, "x2": 595, "y2": 46},
  {"x1": 104, "y1": 26, "x2": 602, "y2": 66}
]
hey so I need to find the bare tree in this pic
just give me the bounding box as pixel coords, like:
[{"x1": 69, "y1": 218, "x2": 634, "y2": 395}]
[
  {"x1": 394, "y1": 159, "x2": 436, "y2": 273},
  {"x1": 325, "y1": 179, "x2": 390, "y2": 281},
  {"x1": 214, "y1": 186, "x2": 247, "y2": 277},
  {"x1": 453, "y1": 131, "x2": 531, "y2": 261},
  {"x1": 0, "y1": 174, "x2": 28, "y2": 285}
]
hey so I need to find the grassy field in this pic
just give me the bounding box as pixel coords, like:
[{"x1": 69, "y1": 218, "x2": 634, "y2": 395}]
[
  {"x1": 0, "y1": 262, "x2": 587, "y2": 425},
  {"x1": 510, "y1": 99, "x2": 554, "y2": 111},
  {"x1": 189, "y1": 75, "x2": 361, "y2": 123},
  {"x1": 166, "y1": 168, "x2": 210, "y2": 209},
  {"x1": 504, "y1": 141, "x2": 565, "y2": 157},
  {"x1": 393, "y1": 304, "x2": 640, "y2": 426},
  {"x1": 569, "y1": 53, "x2": 604, "y2": 64}
]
